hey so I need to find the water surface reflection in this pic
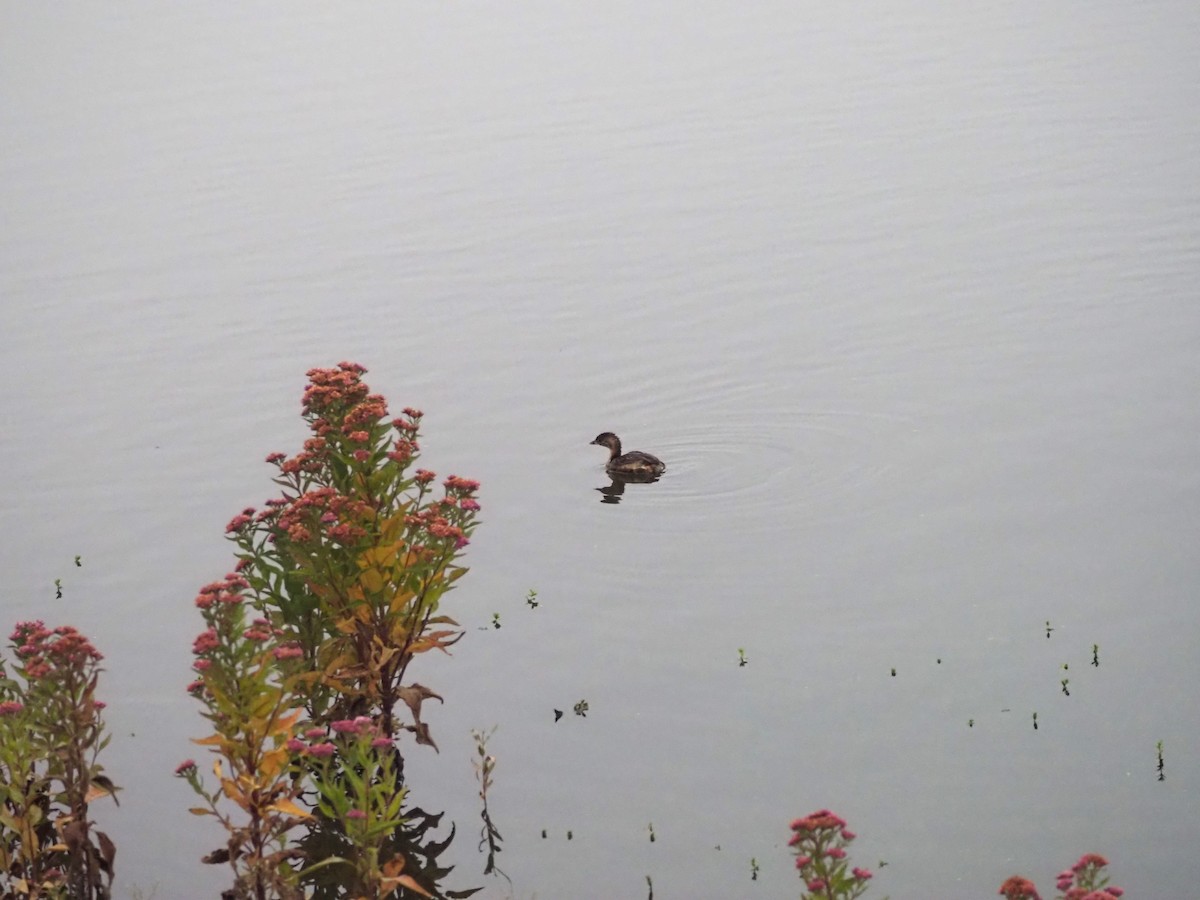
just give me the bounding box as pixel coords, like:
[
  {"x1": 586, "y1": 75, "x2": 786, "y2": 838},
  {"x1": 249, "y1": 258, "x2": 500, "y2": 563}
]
[{"x1": 595, "y1": 470, "x2": 664, "y2": 504}]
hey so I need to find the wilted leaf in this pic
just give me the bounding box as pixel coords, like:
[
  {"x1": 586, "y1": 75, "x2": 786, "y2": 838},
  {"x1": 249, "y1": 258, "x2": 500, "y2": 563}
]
[
  {"x1": 87, "y1": 774, "x2": 121, "y2": 805},
  {"x1": 381, "y1": 874, "x2": 434, "y2": 897},
  {"x1": 97, "y1": 829, "x2": 116, "y2": 874},
  {"x1": 266, "y1": 799, "x2": 311, "y2": 819}
]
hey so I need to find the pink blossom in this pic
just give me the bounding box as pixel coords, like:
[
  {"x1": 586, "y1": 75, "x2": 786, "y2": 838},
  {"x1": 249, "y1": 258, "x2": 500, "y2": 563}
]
[
  {"x1": 0, "y1": 700, "x2": 24, "y2": 716},
  {"x1": 852, "y1": 867, "x2": 873, "y2": 881},
  {"x1": 174, "y1": 759, "x2": 196, "y2": 776},
  {"x1": 192, "y1": 628, "x2": 219, "y2": 655},
  {"x1": 998, "y1": 876, "x2": 1042, "y2": 900},
  {"x1": 346, "y1": 809, "x2": 367, "y2": 820},
  {"x1": 308, "y1": 742, "x2": 336, "y2": 758},
  {"x1": 225, "y1": 514, "x2": 253, "y2": 533},
  {"x1": 826, "y1": 847, "x2": 846, "y2": 859}
]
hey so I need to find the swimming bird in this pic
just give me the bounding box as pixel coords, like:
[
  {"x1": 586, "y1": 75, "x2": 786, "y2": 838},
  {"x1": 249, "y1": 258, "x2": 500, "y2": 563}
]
[{"x1": 590, "y1": 432, "x2": 666, "y2": 477}]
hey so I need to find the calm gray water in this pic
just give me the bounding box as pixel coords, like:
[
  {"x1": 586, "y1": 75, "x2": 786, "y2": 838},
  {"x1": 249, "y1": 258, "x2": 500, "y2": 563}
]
[{"x1": 3, "y1": 2, "x2": 1198, "y2": 897}]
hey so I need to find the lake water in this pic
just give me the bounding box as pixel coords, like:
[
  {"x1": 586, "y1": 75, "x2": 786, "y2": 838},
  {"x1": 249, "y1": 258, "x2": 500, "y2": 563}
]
[{"x1": 2, "y1": 2, "x2": 1198, "y2": 897}]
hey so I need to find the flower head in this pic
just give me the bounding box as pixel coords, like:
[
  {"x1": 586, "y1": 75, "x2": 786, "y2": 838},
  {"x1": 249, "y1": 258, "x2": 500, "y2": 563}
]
[{"x1": 999, "y1": 876, "x2": 1042, "y2": 900}]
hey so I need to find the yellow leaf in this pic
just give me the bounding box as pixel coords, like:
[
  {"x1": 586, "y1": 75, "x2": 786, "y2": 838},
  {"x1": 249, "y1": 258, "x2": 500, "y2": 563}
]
[
  {"x1": 266, "y1": 798, "x2": 312, "y2": 819},
  {"x1": 259, "y1": 747, "x2": 288, "y2": 779},
  {"x1": 276, "y1": 708, "x2": 303, "y2": 732},
  {"x1": 360, "y1": 567, "x2": 384, "y2": 594},
  {"x1": 189, "y1": 807, "x2": 215, "y2": 816},
  {"x1": 192, "y1": 734, "x2": 225, "y2": 747},
  {"x1": 388, "y1": 589, "x2": 418, "y2": 615},
  {"x1": 221, "y1": 778, "x2": 246, "y2": 806}
]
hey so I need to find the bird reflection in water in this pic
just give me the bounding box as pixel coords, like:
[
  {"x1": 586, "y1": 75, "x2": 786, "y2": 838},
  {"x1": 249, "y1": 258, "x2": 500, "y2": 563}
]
[{"x1": 596, "y1": 469, "x2": 662, "y2": 504}]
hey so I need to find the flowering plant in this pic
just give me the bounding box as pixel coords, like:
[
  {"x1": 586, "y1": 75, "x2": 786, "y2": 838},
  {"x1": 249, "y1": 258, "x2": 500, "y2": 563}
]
[
  {"x1": 1000, "y1": 853, "x2": 1124, "y2": 900},
  {"x1": 788, "y1": 810, "x2": 874, "y2": 899},
  {"x1": 0, "y1": 622, "x2": 117, "y2": 899},
  {"x1": 182, "y1": 362, "x2": 480, "y2": 898}
]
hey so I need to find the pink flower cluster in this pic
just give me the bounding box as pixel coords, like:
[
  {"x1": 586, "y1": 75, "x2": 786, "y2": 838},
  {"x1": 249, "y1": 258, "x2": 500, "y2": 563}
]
[
  {"x1": 789, "y1": 810, "x2": 872, "y2": 898},
  {"x1": 9, "y1": 621, "x2": 103, "y2": 680},
  {"x1": 193, "y1": 574, "x2": 249, "y2": 610},
  {"x1": 274, "y1": 487, "x2": 370, "y2": 548},
  {"x1": 1000, "y1": 854, "x2": 1122, "y2": 900},
  {"x1": 301, "y1": 363, "x2": 374, "y2": 422},
  {"x1": 1000, "y1": 876, "x2": 1042, "y2": 900},
  {"x1": 284, "y1": 717, "x2": 392, "y2": 759},
  {"x1": 331, "y1": 715, "x2": 392, "y2": 750},
  {"x1": 1055, "y1": 854, "x2": 1123, "y2": 899}
]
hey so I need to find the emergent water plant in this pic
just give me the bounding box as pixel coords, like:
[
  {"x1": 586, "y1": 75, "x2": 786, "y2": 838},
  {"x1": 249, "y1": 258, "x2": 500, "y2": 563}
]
[
  {"x1": 181, "y1": 362, "x2": 481, "y2": 899},
  {"x1": 0, "y1": 622, "x2": 118, "y2": 899}
]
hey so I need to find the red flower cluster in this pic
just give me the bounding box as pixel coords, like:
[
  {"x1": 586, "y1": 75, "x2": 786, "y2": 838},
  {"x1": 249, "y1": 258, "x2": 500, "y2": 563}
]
[
  {"x1": 999, "y1": 876, "x2": 1042, "y2": 900},
  {"x1": 1001, "y1": 852, "x2": 1121, "y2": 900},
  {"x1": 790, "y1": 809, "x2": 847, "y2": 835},
  {"x1": 0, "y1": 700, "x2": 24, "y2": 716},
  {"x1": 9, "y1": 621, "x2": 103, "y2": 680},
  {"x1": 301, "y1": 363, "x2": 374, "y2": 421},
  {"x1": 193, "y1": 574, "x2": 249, "y2": 609},
  {"x1": 788, "y1": 810, "x2": 872, "y2": 896},
  {"x1": 275, "y1": 487, "x2": 370, "y2": 548},
  {"x1": 1054, "y1": 853, "x2": 1123, "y2": 899}
]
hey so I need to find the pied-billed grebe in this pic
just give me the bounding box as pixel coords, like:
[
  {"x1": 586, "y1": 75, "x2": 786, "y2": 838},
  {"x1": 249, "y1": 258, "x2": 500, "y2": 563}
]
[{"x1": 590, "y1": 432, "x2": 666, "y2": 477}]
